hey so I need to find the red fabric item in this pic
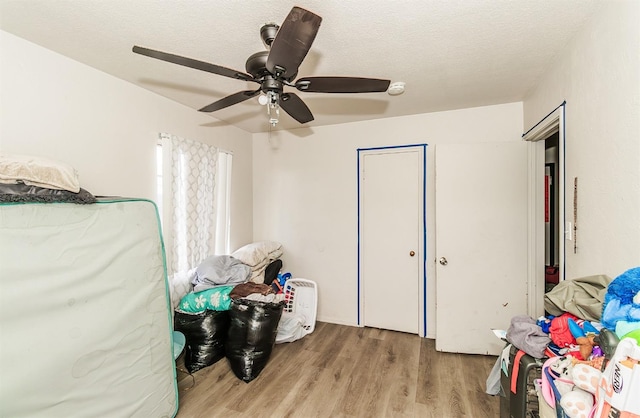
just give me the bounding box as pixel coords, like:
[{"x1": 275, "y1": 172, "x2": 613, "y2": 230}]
[
  {"x1": 511, "y1": 350, "x2": 526, "y2": 394},
  {"x1": 549, "y1": 313, "x2": 579, "y2": 348},
  {"x1": 545, "y1": 266, "x2": 559, "y2": 284}
]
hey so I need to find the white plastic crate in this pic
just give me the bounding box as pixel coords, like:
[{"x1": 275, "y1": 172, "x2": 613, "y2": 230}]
[{"x1": 282, "y1": 278, "x2": 317, "y2": 334}]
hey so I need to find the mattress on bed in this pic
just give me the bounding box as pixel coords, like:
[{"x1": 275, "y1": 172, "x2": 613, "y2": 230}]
[{"x1": 0, "y1": 198, "x2": 178, "y2": 418}]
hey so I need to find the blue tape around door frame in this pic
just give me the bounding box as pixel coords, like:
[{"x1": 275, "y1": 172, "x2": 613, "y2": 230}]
[{"x1": 356, "y1": 143, "x2": 428, "y2": 337}]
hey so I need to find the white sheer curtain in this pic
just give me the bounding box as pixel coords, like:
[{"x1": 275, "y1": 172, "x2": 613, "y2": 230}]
[
  {"x1": 159, "y1": 133, "x2": 233, "y2": 309},
  {"x1": 161, "y1": 133, "x2": 218, "y2": 276}
]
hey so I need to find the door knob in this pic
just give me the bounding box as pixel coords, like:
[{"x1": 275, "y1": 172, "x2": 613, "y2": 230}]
[
  {"x1": 439, "y1": 257, "x2": 448, "y2": 266},
  {"x1": 409, "y1": 250, "x2": 415, "y2": 257}
]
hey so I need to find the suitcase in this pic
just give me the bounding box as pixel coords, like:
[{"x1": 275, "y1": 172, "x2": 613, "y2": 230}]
[{"x1": 500, "y1": 345, "x2": 544, "y2": 418}]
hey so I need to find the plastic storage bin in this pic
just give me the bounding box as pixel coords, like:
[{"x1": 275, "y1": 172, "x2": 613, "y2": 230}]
[{"x1": 282, "y1": 278, "x2": 317, "y2": 334}]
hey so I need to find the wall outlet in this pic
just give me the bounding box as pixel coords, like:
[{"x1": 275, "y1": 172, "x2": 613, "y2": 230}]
[{"x1": 565, "y1": 221, "x2": 573, "y2": 240}]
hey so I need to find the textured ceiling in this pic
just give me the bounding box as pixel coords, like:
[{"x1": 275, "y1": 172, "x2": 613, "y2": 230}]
[{"x1": 0, "y1": 0, "x2": 600, "y2": 133}]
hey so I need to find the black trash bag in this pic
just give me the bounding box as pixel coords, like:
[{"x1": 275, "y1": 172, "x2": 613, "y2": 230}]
[
  {"x1": 226, "y1": 298, "x2": 284, "y2": 383},
  {"x1": 174, "y1": 310, "x2": 230, "y2": 373}
]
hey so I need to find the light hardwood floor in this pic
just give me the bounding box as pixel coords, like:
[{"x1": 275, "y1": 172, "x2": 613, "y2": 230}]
[{"x1": 175, "y1": 322, "x2": 500, "y2": 417}]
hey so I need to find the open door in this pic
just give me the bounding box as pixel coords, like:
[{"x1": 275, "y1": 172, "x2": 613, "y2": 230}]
[
  {"x1": 435, "y1": 141, "x2": 530, "y2": 355},
  {"x1": 523, "y1": 103, "x2": 566, "y2": 319}
]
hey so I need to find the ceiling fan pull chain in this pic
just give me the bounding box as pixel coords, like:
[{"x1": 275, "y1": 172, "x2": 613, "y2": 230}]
[{"x1": 267, "y1": 91, "x2": 280, "y2": 126}]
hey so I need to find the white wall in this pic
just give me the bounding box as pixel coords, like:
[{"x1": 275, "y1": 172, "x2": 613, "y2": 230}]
[
  {"x1": 0, "y1": 31, "x2": 254, "y2": 251},
  {"x1": 523, "y1": 1, "x2": 640, "y2": 280},
  {"x1": 253, "y1": 102, "x2": 523, "y2": 335},
  {"x1": 9, "y1": 0, "x2": 636, "y2": 336}
]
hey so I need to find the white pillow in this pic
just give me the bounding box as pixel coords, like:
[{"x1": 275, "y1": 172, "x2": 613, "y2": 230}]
[
  {"x1": 0, "y1": 153, "x2": 80, "y2": 192},
  {"x1": 231, "y1": 241, "x2": 282, "y2": 267}
]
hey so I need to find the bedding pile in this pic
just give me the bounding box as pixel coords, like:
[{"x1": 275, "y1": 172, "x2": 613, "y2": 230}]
[
  {"x1": 175, "y1": 281, "x2": 284, "y2": 380},
  {"x1": 174, "y1": 244, "x2": 287, "y2": 381},
  {"x1": 169, "y1": 242, "x2": 284, "y2": 309}
]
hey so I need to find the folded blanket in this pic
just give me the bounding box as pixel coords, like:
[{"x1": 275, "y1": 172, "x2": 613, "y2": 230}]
[
  {"x1": 231, "y1": 241, "x2": 283, "y2": 283},
  {"x1": 230, "y1": 283, "x2": 274, "y2": 299},
  {"x1": 0, "y1": 182, "x2": 96, "y2": 204},
  {"x1": 192, "y1": 255, "x2": 251, "y2": 292}
]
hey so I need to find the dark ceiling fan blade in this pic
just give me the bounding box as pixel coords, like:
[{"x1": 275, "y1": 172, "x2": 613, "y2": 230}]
[
  {"x1": 295, "y1": 77, "x2": 391, "y2": 93},
  {"x1": 280, "y1": 93, "x2": 314, "y2": 124},
  {"x1": 132, "y1": 46, "x2": 257, "y2": 82},
  {"x1": 266, "y1": 7, "x2": 322, "y2": 80},
  {"x1": 199, "y1": 90, "x2": 261, "y2": 113}
]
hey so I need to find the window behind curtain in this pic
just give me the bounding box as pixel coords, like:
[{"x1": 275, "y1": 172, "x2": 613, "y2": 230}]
[
  {"x1": 156, "y1": 144, "x2": 163, "y2": 221},
  {"x1": 214, "y1": 151, "x2": 232, "y2": 255},
  {"x1": 156, "y1": 134, "x2": 232, "y2": 278}
]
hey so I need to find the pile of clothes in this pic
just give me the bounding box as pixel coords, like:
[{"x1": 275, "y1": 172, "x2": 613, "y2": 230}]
[
  {"x1": 491, "y1": 266, "x2": 640, "y2": 418},
  {"x1": 539, "y1": 267, "x2": 640, "y2": 358},
  {"x1": 168, "y1": 241, "x2": 283, "y2": 309}
]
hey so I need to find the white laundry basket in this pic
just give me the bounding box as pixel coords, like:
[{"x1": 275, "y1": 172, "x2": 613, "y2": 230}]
[{"x1": 282, "y1": 278, "x2": 317, "y2": 334}]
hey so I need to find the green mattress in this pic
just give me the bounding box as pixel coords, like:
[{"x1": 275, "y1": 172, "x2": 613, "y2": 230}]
[{"x1": 0, "y1": 198, "x2": 178, "y2": 417}]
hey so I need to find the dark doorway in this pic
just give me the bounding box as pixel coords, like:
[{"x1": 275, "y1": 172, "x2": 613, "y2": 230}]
[{"x1": 545, "y1": 133, "x2": 559, "y2": 290}]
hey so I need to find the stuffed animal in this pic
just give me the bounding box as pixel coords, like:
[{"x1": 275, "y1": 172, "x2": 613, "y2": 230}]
[
  {"x1": 568, "y1": 318, "x2": 600, "y2": 360},
  {"x1": 559, "y1": 335, "x2": 640, "y2": 418},
  {"x1": 601, "y1": 267, "x2": 640, "y2": 337},
  {"x1": 550, "y1": 314, "x2": 602, "y2": 360},
  {"x1": 560, "y1": 363, "x2": 601, "y2": 418}
]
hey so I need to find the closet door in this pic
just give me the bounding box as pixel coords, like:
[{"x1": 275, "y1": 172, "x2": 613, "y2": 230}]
[{"x1": 360, "y1": 147, "x2": 424, "y2": 334}]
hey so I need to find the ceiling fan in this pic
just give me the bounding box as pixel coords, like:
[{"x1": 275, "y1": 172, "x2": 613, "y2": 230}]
[{"x1": 133, "y1": 6, "x2": 391, "y2": 126}]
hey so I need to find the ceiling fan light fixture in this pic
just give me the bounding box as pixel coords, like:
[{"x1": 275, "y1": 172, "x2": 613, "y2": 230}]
[
  {"x1": 266, "y1": 91, "x2": 280, "y2": 126},
  {"x1": 387, "y1": 82, "x2": 406, "y2": 96},
  {"x1": 258, "y1": 94, "x2": 268, "y2": 106}
]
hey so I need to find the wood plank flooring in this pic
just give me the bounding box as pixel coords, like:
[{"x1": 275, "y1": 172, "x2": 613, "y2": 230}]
[{"x1": 175, "y1": 322, "x2": 499, "y2": 418}]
